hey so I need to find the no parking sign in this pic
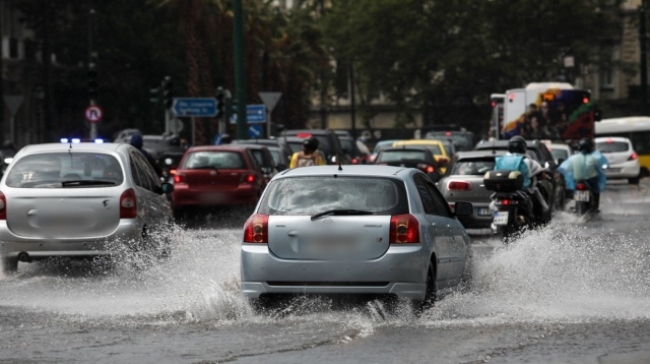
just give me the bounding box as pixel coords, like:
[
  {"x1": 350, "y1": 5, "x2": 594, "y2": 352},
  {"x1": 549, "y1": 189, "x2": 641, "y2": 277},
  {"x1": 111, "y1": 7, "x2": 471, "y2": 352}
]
[{"x1": 85, "y1": 105, "x2": 103, "y2": 123}]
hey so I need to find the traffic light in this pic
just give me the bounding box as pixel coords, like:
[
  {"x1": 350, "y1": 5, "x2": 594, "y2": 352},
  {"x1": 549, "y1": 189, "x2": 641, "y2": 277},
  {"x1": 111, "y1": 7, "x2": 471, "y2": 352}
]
[
  {"x1": 216, "y1": 86, "x2": 225, "y2": 118},
  {"x1": 162, "y1": 76, "x2": 173, "y2": 109},
  {"x1": 88, "y1": 64, "x2": 98, "y2": 100}
]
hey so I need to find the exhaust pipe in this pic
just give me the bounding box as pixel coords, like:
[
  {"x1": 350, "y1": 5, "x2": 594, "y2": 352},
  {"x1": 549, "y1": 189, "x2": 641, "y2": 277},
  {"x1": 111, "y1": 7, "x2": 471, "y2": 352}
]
[{"x1": 17, "y1": 252, "x2": 31, "y2": 263}]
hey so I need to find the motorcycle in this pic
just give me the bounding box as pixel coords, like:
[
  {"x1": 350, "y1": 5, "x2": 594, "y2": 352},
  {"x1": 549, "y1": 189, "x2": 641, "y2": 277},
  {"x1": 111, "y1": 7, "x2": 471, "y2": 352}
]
[
  {"x1": 484, "y1": 170, "x2": 535, "y2": 241},
  {"x1": 573, "y1": 180, "x2": 594, "y2": 216}
]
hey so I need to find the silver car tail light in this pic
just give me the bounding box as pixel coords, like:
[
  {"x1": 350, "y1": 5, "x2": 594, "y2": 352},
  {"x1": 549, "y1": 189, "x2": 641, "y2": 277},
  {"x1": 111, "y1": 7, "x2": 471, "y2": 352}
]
[
  {"x1": 120, "y1": 188, "x2": 137, "y2": 219},
  {"x1": 389, "y1": 214, "x2": 419, "y2": 244},
  {"x1": 0, "y1": 191, "x2": 6, "y2": 220},
  {"x1": 243, "y1": 214, "x2": 269, "y2": 243}
]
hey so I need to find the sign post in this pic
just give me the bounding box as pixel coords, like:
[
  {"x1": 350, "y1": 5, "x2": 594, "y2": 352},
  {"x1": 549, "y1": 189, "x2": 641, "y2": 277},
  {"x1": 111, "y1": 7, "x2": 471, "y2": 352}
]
[
  {"x1": 259, "y1": 92, "x2": 282, "y2": 138},
  {"x1": 4, "y1": 96, "x2": 23, "y2": 144}
]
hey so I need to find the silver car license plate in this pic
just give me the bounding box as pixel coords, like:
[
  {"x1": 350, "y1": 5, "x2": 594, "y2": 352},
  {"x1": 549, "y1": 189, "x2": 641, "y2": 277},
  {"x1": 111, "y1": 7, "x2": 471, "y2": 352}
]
[
  {"x1": 574, "y1": 191, "x2": 590, "y2": 202},
  {"x1": 493, "y1": 211, "x2": 509, "y2": 226},
  {"x1": 477, "y1": 208, "x2": 491, "y2": 216}
]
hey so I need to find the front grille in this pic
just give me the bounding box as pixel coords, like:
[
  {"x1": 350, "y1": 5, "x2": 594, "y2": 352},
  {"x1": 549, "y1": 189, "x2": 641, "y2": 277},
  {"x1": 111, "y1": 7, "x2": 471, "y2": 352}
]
[{"x1": 266, "y1": 281, "x2": 389, "y2": 287}]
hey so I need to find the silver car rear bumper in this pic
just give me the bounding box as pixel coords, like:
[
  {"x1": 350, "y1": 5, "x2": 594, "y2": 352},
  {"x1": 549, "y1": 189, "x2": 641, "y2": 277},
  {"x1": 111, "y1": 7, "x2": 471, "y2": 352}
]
[
  {"x1": 0, "y1": 219, "x2": 142, "y2": 259},
  {"x1": 240, "y1": 244, "x2": 428, "y2": 300}
]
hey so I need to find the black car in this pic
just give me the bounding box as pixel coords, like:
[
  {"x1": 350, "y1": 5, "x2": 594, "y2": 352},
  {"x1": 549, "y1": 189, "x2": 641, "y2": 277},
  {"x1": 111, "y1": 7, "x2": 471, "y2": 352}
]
[
  {"x1": 474, "y1": 139, "x2": 566, "y2": 209},
  {"x1": 334, "y1": 131, "x2": 365, "y2": 164},
  {"x1": 374, "y1": 146, "x2": 442, "y2": 182},
  {"x1": 241, "y1": 144, "x2": 278, "y2": 184},
  {"x1": 280, "y1": 129, "x2": 351, "y2": 165},
  {"x1": 232, "y1": 138, "x2": 293, "y2": 165}
]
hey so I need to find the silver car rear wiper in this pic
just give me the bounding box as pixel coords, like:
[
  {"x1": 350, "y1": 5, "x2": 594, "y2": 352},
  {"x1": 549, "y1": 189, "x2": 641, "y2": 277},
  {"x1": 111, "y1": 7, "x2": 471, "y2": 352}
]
[
  {"x1": 61, "y1": 180, "x2": 116, "y2": 187},
  {"x1": 310, "y1": 209, "x2": 374, "y2": 221}
]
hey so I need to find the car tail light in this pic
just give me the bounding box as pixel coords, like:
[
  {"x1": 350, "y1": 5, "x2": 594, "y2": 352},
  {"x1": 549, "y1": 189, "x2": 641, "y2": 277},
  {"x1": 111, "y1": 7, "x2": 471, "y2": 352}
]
[
  {"x1": 174, "y1": 173, "x2": 186, "y2": 184},
  {"x1": 243, "y1": 214, "x2": 269, "y2": 243},
  {"x1": 497, "y1": 198, "x2": 516, "y2": 206},
  {"x1": 389, "y1": 214, "x2": 419, "y2": 244},
  {"x1": 170, "y1": 169, "x2": 177, "y2": 175},
  {"x1": 120, "y1": 188, "x2": 137, "y2": 219},
  {"x1": 241, "y1": 174, "x2": 256, "y2": 183},
  {"x1": 416, "y1": 163, "x2": 435, "y2": 173},
  {"x1": 0, "y1": 191, "x2": 6, "y2": 220},
  {"x1": 576, "y1": 183, "x2": 588, "y2": 191},
  {"x1": 447, "y1": 180, "x2": 471, "y2": 191},
  {"x1": 352, "y1": 158, "x2": 359, "y2": 164},
  {"x1": 629, "y1": 152, "x2": 638, "y2": 161}
]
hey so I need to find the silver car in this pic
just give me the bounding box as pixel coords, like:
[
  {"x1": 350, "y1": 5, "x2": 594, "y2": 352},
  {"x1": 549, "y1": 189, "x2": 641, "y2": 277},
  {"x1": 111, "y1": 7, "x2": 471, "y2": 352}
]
[
  {"x1": 439, "y1": 151, "x2": 505, "y2": 229},
  {"x1": 240, "y1": 165, "x2": 473, "y2": 310},
  {"x1": 0, "y1": 142, "x2": 174, "y2": 274}
]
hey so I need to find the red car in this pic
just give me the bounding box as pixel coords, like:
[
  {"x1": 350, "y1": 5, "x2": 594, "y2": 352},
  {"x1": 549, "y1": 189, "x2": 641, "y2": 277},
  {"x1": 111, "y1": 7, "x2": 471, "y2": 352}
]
[{"x1": 171, "y1": 145, "x2": 265, "y2": 216}]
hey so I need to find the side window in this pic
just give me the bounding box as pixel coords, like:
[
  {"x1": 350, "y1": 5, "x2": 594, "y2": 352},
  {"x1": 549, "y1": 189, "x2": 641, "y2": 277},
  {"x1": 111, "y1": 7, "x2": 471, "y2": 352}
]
[
  {"x1": 130, "y1": 151, "x2": 151, "y2": 191},
  {"x1": 133, "y1": 152, "x2": 158, "y2": 191},
  {"x1": 129, "y1": 152, "x2": 144, "y2": 188},
  {"x1": 414, "y1": 175, "x2": 436, "y2": 215},
  {"x1": 425, "y1": 180, "x2": 452, "y2": 218}
]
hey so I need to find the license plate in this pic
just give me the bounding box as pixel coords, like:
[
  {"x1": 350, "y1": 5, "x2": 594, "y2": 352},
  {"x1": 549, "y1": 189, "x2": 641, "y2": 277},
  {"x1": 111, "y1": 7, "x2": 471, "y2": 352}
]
[
  {"x1": 307, "y1": 238, "x2": 354, "y2": 254},
  {"x1": 574, "y1": 190, "x2": 590, "y2": 202},
  {"x1": 493, "y1": 211, "x2": 509, "y2": 226},
  {"x1": 477, "y1": 208, "x2": 491, "y2": 216}
]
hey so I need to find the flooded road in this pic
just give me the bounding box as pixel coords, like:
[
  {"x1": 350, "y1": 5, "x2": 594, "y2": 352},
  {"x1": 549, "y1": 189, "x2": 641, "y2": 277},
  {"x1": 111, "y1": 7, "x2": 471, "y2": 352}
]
[{"x1": 2, "y1": 182, "x2": 650, "y2": 363}]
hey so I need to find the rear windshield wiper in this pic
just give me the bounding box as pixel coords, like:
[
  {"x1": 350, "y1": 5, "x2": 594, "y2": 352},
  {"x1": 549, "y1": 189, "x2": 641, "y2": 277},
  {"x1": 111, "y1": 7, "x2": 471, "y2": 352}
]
[
  {"x1": 311, "y1": 209, "x2": 374, "y2": 221},
  {"x1": 61, "y1": 180, "x2": 116, "y2": 187},
  {"x1": 191, "y1": 166, "x2": 219, "y2": 171}
]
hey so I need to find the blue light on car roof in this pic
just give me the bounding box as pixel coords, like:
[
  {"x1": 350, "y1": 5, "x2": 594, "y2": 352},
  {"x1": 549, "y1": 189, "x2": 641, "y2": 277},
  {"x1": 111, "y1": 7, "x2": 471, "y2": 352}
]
[
  {"x1": 71, "y1": 138, "x2": 81, "y2": 144},
  {"x1": 60, "y1": 138, "x2": 69, "y2": 143}
]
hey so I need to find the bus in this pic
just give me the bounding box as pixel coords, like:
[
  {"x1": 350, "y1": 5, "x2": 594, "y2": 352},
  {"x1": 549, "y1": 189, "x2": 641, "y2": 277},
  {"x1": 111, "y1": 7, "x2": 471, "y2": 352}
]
[
  {"x1": 501, "y1": 82, "x2": 599, "y2": 141},
  {"x1": 490, "y1": 93, "x2": 504, "y2": 140},
  {"x1": 595, "y1": 116, "x2": 650, "y2": 176}
]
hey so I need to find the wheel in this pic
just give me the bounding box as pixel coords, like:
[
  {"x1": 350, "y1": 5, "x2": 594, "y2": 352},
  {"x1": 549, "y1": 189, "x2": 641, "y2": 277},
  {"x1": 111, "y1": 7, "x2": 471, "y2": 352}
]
[
  {"x1": 575, "y1": 201, "x2": 587, "y2": 216},
  {"x1": 415, "y1": 262, "x2": 437, "y2": 314},
  {"x1": 554, "y1": 179, "x2": 566, "y2": 211},
  {"x1": 2, "y1": 257, "x2": 18, "y2": 274},
  {"x1": 460, "y1": 247, "x2": 473, "y2": 291},
  {"x1": 629, "y1": 176, "x2": 640, "y2": 185}
]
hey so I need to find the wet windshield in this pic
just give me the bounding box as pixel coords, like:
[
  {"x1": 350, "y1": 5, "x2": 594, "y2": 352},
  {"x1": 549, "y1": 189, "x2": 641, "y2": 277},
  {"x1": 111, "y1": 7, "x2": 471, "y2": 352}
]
[
  {"x1": 259, "y1": 177, "x2": 409, "y2": 216},
  {"x1": 6, "y1": 152, "x2": 123, "y2": 188},
  {"x1": 377, "y1": 150, "x2": 427, "y2": 163},
  {"x1": 597, "y1": 142, "x2": 629, "y2": 154},
  {"x1": 451, "y1": 159, "x2": 495, "y2": 176}
]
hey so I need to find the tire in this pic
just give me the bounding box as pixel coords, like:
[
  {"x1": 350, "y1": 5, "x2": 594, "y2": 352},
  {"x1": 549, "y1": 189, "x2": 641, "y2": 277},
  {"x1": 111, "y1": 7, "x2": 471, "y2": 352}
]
[
  {"x1": 629, "y1": 176, "x2": 640, "y2": 185},
  {"x1": 2, "y1": 257, "x2": 18, "y2": 274},
  {"x1": 460, "y1": 247, "x2": 473, "y2": 291},
  {"x1": 415, "y1": 262, "x2": 437, "y2": 314},
  {"x1": 576, "y1": 201, "x2": 587, "y2": 216},
  {"x1": 554, "y1": 180, "x2": 566, "y2": 211}
]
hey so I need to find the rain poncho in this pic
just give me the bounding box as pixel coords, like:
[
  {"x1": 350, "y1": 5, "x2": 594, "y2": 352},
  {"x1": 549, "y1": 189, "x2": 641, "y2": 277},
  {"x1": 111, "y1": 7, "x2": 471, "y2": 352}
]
[{"x1": 559, "y1": 151, "x2": 608, "y2": 192}]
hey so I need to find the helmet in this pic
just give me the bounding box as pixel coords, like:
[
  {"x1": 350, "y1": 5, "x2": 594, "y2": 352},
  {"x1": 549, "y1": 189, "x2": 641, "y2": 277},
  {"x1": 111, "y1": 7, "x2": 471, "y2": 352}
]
[
  {"x1": 303, "y1": 137, "x2": 319, "y2": 151},
  {"x1": 508, "y1": 136, "x2": 527, "y2": 155},
  {"x1": 129, "y1": 134, "x2": 143, "y2": 149},
  {"x1": 221, "y1": 134, "x2": 232, "y2": 144},
  {"x1": 578, "y1": 138, "x2": 594, "y2": 154}
]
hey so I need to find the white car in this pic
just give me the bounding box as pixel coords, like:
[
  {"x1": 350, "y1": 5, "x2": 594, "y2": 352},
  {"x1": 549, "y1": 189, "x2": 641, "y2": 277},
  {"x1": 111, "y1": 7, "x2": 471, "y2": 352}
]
[
  {"x1": 548, "y1": 143, "x2": 572, "y2": 165},
  {"x1": 595, "y1": 137, "x2": 641, "y2": 184}
]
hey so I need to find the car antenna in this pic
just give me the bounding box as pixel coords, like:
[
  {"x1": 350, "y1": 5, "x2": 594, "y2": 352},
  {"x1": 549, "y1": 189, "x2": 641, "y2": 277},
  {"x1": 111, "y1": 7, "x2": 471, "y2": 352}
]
[{"x1": 337, "y1": 151, "x2": 343, "y2": 171}]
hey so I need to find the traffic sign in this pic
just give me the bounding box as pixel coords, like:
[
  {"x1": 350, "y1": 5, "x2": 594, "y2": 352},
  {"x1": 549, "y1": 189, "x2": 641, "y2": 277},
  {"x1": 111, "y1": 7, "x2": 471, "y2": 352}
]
[
  {"x1": 259, "y1": 92, "x2": 281, "y2": 112},
  {"x1": 248, "y1": 125, "x2": 262, "y2": 139},
  {"x1": 229, "y1": 104, "x2": 266, "y2": 124},
  {"x1": 85, "y1": 105, "x2": 103, "y2": 123},
  {"x1": 172, "y1": 97, "x2": 217, "y2": 117}
]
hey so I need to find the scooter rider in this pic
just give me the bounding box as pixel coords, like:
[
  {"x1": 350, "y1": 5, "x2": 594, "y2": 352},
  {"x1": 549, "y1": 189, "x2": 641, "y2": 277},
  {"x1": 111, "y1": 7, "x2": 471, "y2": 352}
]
[
  {"x1": 558, "y1": 138, "x2": 606, "y2": 212},
  {"x1": 494, "y1": 136, "x2": 551, "y2": 222}
]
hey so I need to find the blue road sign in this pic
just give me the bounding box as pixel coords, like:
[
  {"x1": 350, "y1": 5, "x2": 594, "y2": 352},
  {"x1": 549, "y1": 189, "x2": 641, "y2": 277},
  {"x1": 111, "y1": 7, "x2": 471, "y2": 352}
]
[
  {"x1": 172, "y1": 98, "x2": 217, "y2": 117},
  {"x1": 229, "y1": 104, "x2": 266, "y2": 124},
  {"x1": 248, "y1": 125, "x2": 262, "y2": 139}
]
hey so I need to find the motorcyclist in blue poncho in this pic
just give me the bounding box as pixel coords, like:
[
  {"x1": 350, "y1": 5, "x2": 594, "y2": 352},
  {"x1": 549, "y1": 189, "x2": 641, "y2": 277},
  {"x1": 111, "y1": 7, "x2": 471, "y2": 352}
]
[
  {"x1": 494, "y1": 136, "x2": 551, "y2": 223},
  {"x1": 558, "y1": 138, "x2": 607, "y2": 212}
]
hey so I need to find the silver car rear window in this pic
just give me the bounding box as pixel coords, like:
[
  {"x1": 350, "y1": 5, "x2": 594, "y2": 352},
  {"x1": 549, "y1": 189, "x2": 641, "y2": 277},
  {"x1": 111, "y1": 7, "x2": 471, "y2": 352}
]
[
  {"x1": 596, "y1": 141, "x2": 629, "y2": 153},
  {"x1": 182, "y1": 151, "x2": 245, "y2": 169},
  {"x1": 259, "y1": 177, "x2": 409, "y2": 216},
  {"x1": 6, "y1": 152, "x2": 123, "y2": 188},
  {"x1": 451, "y1": 158, "x2": 495, "y2": 176}
]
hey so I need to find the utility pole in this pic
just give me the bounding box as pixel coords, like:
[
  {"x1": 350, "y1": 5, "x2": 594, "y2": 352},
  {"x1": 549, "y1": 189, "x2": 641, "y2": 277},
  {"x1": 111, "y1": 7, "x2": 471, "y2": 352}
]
[
  {"x1": 233, "y1": 0, "x2": 247, "y2": 139},
  {"x1": 641, "y1": 0, "x2": 648, "y2": 115},
  {"x1": 349, "y1": 61, "x2": 357, "y2": 139},
  {"x1": 88, "y1": 0, "x2": 98, "y2": 139}
]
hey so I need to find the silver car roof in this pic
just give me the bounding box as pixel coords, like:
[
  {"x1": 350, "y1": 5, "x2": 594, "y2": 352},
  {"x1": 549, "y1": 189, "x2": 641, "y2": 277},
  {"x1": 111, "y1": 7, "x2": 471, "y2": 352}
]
[
  {"x1": 15, "y1": 143, "x2": 129, "y2": 160},
  {"x1": 273, "y1": 165, "x2": 414, "y2": 181}
]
